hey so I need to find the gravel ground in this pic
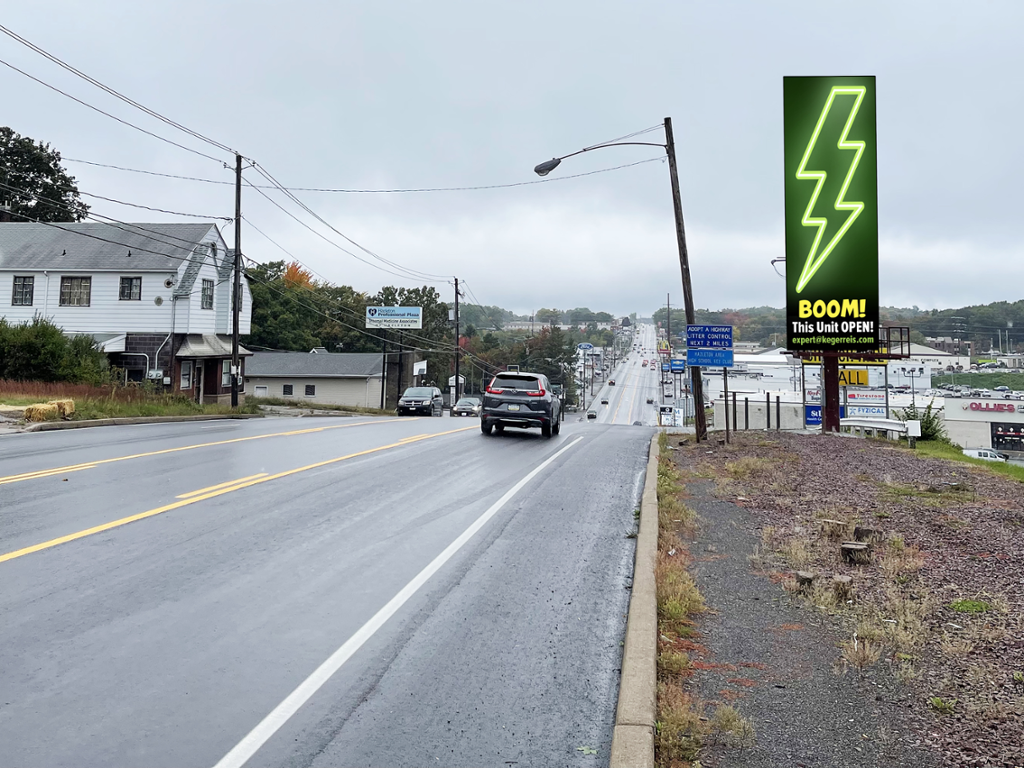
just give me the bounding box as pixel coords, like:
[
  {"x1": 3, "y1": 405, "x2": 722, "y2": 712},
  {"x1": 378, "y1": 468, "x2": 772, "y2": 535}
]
[{"x1": 667, "y1": 432, "x2": 1024, "y2": 768}]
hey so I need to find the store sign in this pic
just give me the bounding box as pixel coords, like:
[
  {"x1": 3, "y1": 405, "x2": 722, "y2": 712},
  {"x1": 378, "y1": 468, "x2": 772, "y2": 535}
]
[
  {"x1": 838, "y1": 369, "x2": 868, "y2": 387},
  {"x1": 947, "y1": 400, "x2": 1024, "y2": 423},
  {"x1": 801, "y1": 353, "x2": 886, "y2": 366},
  {"x1": 846, "y1": 389, "x2": 886, "y2": 402},
  {"x1": 805, "y1": 404, "x2": 846, "y2": 425},
  {"x1": 366, "y1": 306, "x2": 423, "y2": 329},
  {"x1": 784, "y1": 76, "x2": 879, "y2": 352}
]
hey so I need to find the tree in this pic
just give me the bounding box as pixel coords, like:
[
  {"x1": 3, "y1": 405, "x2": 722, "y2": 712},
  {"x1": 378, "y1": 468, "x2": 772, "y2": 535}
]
[
  {"x1": 0, "y1": 127, "x2": 88, "y2": 222},
  {"x1": 535, "y1": 308, "x2": 562, "y2": 325}
]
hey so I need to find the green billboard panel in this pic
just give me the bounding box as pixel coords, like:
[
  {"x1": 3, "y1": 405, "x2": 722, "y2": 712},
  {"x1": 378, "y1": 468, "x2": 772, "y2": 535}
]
[{"x1": 784, "y1": 76, "x2": 878, "y2": 352}]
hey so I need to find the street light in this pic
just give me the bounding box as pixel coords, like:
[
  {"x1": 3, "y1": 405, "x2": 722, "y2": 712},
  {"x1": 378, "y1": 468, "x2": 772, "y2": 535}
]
[{"x1": 533, "y1": 118, "x2": 708, "y2": 440}]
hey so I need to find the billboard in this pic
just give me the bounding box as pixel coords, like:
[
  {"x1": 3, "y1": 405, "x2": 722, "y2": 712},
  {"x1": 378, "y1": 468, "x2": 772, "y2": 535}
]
[
  {"x1": 365, "y1": 306, "x2": 423, "y2": 329},
  {"x1": 784, "y1": 76, "x2": 878, "y2": 352}
]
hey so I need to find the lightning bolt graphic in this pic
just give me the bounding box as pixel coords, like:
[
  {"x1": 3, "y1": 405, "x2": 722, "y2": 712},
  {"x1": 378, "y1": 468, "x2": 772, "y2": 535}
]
[{"x1": 794, "y1": 85, "x2": 866, "y2": 293}]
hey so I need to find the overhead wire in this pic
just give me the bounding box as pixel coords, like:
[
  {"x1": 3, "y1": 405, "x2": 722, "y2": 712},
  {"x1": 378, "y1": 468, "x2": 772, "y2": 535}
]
[
  {"x1": 0, "y1": 56, "x2": 224, "y2": 164},
  {"x1": 61, "y1": 156, "x2": 666, "y2": 193},
  {"x1": 0, "y1": 23, "x2": 236, "y2": 156},
  {"x1": 247, "y1": 162, "x2": 451, "y2": 282}
]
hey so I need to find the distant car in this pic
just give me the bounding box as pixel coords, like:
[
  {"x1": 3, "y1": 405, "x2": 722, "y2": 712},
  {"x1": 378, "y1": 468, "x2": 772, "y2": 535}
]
[
  {"x1": 608, "y1": 379, "x2": 616, "y2": 386},
  {"x1": 646, "y1": 397, "x2": 654, "y2": 404},
  {"x1": 452, "y1": 397, "x2": 482, "y2": 417},
  {"x1": 587, "y1": 409, "x2": 597, "y2": 420},
  {"x1": 397, "y1": 386, "x2": 444, "y2": 416},
  {"x1": 481, "y1": 371, "x2": 561, "y2": 437},
  {"x1": 994, "y1": 385, "x2": 1010, "y2": 392},
  {"x1": 632, "y1": 420, "x2": 643, "y2": 426},
  {"x1": 963, "y1": 448, "x2": 1007, "y2": 462},
  {"x1": 642, "y1": 360, "x2": 648, "y2": 367},
  {"x1": 601, "y1": 398, "x2": 609, "y2": 405}
]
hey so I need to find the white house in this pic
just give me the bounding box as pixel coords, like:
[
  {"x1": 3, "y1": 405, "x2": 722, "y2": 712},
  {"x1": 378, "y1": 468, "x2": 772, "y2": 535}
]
[
  {"x1": 245, "y1": 351, "x2": 383, "y2": 408},
  {"x1": 0, "y1": 221, "x2": 252, "y2": 403}
]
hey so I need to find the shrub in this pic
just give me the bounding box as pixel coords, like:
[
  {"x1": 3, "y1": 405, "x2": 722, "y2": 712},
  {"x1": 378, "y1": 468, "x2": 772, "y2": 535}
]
[
  {"x1": 0, "y1": 317, "x2": 109, "y2": 385},
  {"x1": 895, "y1": 399, "x2": 949, "y2": 443}
]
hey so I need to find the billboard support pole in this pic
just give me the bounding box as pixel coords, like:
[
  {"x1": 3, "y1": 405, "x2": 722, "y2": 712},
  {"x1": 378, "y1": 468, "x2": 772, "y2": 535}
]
[
  {"x1": 823, "y1": 353, "x2": 842, "y2": 432},
  {"x1": 723, "y1": 368, "x2": 730, "y2": 444}
]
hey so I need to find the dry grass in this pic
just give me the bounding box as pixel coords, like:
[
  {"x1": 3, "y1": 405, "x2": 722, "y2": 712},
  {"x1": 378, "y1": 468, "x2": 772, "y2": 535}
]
[
  {"x1": 841, "y1": 635, "x2": 883, "y2": 671},
  {"x1": 709, "y1": 704, "x2": 756, "y2": 747},
  {"x1": 658, "y1": 648, "x2": 692, "y2": 677},
  {"x1": 656, "y1": 551, "x2": 705, "y2": 634},
  {"x1": 724, "y1": 456, "x2": 772, "y2": 480},
  {"x1": 656, "y1": 684, "x2": 704, "y2": 764}
]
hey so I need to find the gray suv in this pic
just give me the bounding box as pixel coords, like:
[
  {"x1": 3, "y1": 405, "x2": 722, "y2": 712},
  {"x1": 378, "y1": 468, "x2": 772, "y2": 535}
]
[
  {"x1": 397, "y1": 386, "x2": 444, "y2": 416},
  {"x1": 481, "y1": 372, "x2": 561, "y2": 437}
]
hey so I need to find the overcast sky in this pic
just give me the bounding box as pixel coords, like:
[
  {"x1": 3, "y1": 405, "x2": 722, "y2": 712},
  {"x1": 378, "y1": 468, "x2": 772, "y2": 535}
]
[{"x1": 2, "y1": 1, "x2": 1021, "y2": 317}]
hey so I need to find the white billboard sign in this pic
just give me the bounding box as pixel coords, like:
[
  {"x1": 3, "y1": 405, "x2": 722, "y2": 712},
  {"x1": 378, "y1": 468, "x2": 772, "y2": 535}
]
[{"x1": 366, "y1": 306, "x2": 423, "y2": 329}]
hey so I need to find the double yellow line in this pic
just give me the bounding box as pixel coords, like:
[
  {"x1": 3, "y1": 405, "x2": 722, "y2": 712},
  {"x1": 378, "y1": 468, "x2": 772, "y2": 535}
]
[
  {"x1": 0, "y1": 425, "x2": 477, "y2": 565},
  {"x1": 0, "y1": 420, "x2": 385, "y2": 487}
]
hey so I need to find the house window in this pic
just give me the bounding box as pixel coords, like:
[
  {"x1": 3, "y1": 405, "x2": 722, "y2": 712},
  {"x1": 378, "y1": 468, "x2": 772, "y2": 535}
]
[
  {"x1": 282, "y1": 384, "x2": 293, "y2": 396},
  {"x1": 180, "y1": 361, "x2": 192, "y2": 390},
  {"x1": 222, "y1": 360, "x2": 231, "y2": 387},
  {"x1": 201, "y1": 279, "x2": 214, "y2": 310},
  {"x1": 305, "y1": 384, "x2": 316, "y2": 397},
  {"x1": 59, "y1": 276, "x2": 91, "y2": 307},
  {"x1": 119, "y1": 276, "x2": 142, "y2": 301},
  {"x1": 12, "y1": 276, "x2": 34, "y2": 306}
]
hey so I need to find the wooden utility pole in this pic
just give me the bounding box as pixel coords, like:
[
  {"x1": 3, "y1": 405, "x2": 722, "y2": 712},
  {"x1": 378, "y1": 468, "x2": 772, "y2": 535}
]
[
  {"x1": 454, "y1": 277, "x2": 461, "y2": 406},
  {"x1": 231, "y1": 154, "x2": 242, "y2": 408},
  {"x1": 664, "y1": 117, "x2": 707, "y2": 441}
]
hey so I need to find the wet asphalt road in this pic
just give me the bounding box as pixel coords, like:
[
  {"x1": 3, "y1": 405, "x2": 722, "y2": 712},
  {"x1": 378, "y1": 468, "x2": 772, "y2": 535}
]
[{"x1": 0, "y1": 413, "x2": 653, "y2": 767}]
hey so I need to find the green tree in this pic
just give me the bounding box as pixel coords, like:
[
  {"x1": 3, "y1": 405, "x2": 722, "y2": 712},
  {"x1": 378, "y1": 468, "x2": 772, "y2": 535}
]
[
  {"x1": 0, "y1": 316, "x2": 108, "y2": 384},
  {"x1": 535, "y1": 308, "x2": 562, "y2": 325},
  {"x1": 0, "y1": 126, "x2": 88, "y2": 222}
]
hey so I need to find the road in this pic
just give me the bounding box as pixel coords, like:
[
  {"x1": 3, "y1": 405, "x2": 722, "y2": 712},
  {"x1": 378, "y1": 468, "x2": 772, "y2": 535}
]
[
  {"x1": 0, "y1": 412, "x2": 653, "y2": 767},
  {"x1": 584, "y1": 322, "x2": 665, "y2": 427}
]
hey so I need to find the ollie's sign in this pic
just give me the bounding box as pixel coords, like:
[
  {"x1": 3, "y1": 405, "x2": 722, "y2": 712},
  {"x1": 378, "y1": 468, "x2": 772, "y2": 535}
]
[{"x1": 965, "y1": 402, "x2": 1016, "y2": 413}]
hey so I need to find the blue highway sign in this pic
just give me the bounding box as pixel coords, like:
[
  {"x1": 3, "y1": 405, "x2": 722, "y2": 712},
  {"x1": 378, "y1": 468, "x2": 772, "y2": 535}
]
[
  {"x1": 686, "y1": 325, "x2": 733, "y2": 349},
  {"x1": 686, "y1": 348, "x2": 734, "y2": 367}
]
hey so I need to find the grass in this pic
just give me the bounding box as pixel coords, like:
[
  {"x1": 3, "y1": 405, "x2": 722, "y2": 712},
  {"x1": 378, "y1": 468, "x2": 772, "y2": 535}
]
[
  {"x1": 246, "y1": 396, "x2": 393, "y2": 417},
  {"x1": 929, "y1": 696, "x2": 958, "y2": 715},
  {"x1": 841, "y1": 635, "x2": 883, "y2": 672},
  {"x1": 1, "y1": 386, "x2": 262, "y2": 421},
  {"x1": 912, "y1": 440, "x2": 1024, "y2": 483}
]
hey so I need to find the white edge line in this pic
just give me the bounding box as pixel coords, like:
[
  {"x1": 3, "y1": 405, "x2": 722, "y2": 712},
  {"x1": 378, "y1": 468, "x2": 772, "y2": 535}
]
[{"x1": 212, "y1": 434, "x2": 586, "y2": 768}]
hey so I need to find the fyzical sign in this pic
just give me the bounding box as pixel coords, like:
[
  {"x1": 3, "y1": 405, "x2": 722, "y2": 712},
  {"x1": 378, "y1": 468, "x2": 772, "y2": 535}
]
[
  {"x1": 784, "y1": 76, "x2": 878, "y2": 352},
  {"x1": 366, "y1": 306, "x2": 423, "y2": 329}
]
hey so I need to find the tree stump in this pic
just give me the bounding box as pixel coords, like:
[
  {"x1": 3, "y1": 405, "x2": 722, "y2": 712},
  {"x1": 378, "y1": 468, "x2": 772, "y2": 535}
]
[
  {"x1": 795, "y1": 571, "x2": 816, "y2": 592},
  {"x1": 820, "y1": 519, "x2": 849, "y2": 540},
  {"x1": 854, "y1": 526, "x2": 884, "y2": 543},
  {"x1": 841, "y1": 542, "x2": 872, "y2": 565},
  {"x1": 832, "y1": 574, "x2": 854, "y2": 601}
]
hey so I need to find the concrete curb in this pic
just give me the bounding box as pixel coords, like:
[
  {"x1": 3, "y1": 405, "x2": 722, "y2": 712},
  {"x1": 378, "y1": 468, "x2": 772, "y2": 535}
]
[
  {"x1": 23, "y1": 413, "x2": 264, "y2": 432},
  {"x1": 610, "y1": 434, "x2": 659, "y2": 767}
]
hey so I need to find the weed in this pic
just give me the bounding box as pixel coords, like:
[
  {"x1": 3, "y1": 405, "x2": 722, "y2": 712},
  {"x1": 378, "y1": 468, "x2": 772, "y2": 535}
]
[
  {"x1": 658, "y1": 649, "x2": 691, "y2": 676},
  {"x1": 658, "y1": 431, "x2": 669, "y2": 452},
  {"x1": 929, "y1": 696, "x2": 957, "y2": 715},
  {"x1": 841, "y1": 635, "x2": 883, "y2": 671},
  {"x1": 655, "y1": 683, "x2": 703, "y2": 763},
  {"x1": 709, "y1": 704, "x2": 755, "y2": 746},
  {"x1": 724, "y1": 456, "x2": 771, "y2": 481},
  {"x1": 895, "y1": 661, "x2": 919, "y2": 683},
  {"x1": 950, "y1": 599, "x2": 990, "y2": 614},
  {"x1": 939, "y1": 633, "x2": 974, "y2": 657},
  {"x1": 881, "y1": 544, "x2": 926, "y2": 582}
]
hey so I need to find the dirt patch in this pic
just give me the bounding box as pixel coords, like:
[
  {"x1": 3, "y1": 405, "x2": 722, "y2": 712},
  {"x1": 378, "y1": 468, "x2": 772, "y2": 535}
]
[{"x1": 677, "y1": 432, "x2": 1024, "y2": 768}]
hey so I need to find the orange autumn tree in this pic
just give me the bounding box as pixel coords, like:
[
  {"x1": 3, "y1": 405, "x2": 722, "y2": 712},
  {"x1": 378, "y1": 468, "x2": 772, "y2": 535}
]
[{"x1": 283, "y1": 261, "x2": 315, "y2": 289}]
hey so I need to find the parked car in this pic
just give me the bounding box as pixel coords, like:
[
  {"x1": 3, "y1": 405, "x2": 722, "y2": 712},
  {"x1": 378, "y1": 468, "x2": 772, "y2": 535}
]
[
  {"x1": 452, "y1": 397, "x2": 482, "y2": 417},
  {"x1": 397, "y1": 386, "x2": 444, "y2": 416},
  {"x1": 481, "y1": 371, "x2": 561, "y2": 437},
  {"x1": 963, "y1": 448, "x2": 1007, "y2": 462}
]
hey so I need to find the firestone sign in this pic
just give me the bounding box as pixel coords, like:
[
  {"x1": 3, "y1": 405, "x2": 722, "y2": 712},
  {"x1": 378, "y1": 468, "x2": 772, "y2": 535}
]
[{"x1": 784, "y1": 76, "x2": 879, "y2": 352}]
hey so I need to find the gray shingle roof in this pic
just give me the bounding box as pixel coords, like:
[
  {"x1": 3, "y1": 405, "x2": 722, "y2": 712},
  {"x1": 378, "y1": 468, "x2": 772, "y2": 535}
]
[
  {"x1": 0, "y1": 222, "x2": 217, "y2": 271},
  {"x1": 247, "y1": 351, "x2": 383, "y2": 378}
]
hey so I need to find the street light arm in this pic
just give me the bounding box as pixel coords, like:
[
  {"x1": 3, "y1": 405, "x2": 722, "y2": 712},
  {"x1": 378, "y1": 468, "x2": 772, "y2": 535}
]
[{"x1": 534, "y1": 141, "x2": 666, "y2": 176}]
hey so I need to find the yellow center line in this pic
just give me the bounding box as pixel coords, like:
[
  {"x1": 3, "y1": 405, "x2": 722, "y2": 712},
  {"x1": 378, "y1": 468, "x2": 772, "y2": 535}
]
[
  {"x1": 176, "y1": 474, "x2": 269, "y2": 499},
  {"x1": 0, "y1": 424, "x2": 477, "y2": 565},
  {"x1": 0, "y1": 418, "x2": 401, "y2": 487}
]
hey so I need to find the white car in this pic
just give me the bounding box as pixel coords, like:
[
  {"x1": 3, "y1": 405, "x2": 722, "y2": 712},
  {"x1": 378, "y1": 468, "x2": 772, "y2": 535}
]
[{"x1": 963, "y1": 448, "x2": 1007, "y2": 462}]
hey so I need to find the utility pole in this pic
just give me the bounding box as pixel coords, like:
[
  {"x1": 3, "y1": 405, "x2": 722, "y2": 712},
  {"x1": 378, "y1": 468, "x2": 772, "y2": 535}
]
[
  {"x1": 231, "y1": 154, "x2": 242, "y2": 408},
  {"x1": 664, "y1": 117, "x2": 707, "y2": 441},
  {"x1": 454, "y1": 277, "x2": 461, "y2": 407},
  {"x1": 666, "y1": 293, "x2": 671, "y2": 355}
]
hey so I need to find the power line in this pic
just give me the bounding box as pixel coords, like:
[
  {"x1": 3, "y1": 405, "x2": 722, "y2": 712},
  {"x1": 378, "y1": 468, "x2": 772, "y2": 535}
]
[
  {"x1": 0, "y1": 23, "x2": 236, "y2": 156},
  {"x1": 62, "y1": 156, "x2": 666, "y2": 193},
  {"x1": 0, "y1": 56, "x2": 224, "y2": 164},
  {"x1": 247, "y1": 162, "x2": 451, "y2": 282}
]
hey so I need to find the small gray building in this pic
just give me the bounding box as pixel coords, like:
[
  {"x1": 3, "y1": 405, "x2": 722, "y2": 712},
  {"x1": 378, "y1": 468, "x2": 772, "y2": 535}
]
[{"x1": 245, "y1": 351, "x2": 383, "y2": 408}]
